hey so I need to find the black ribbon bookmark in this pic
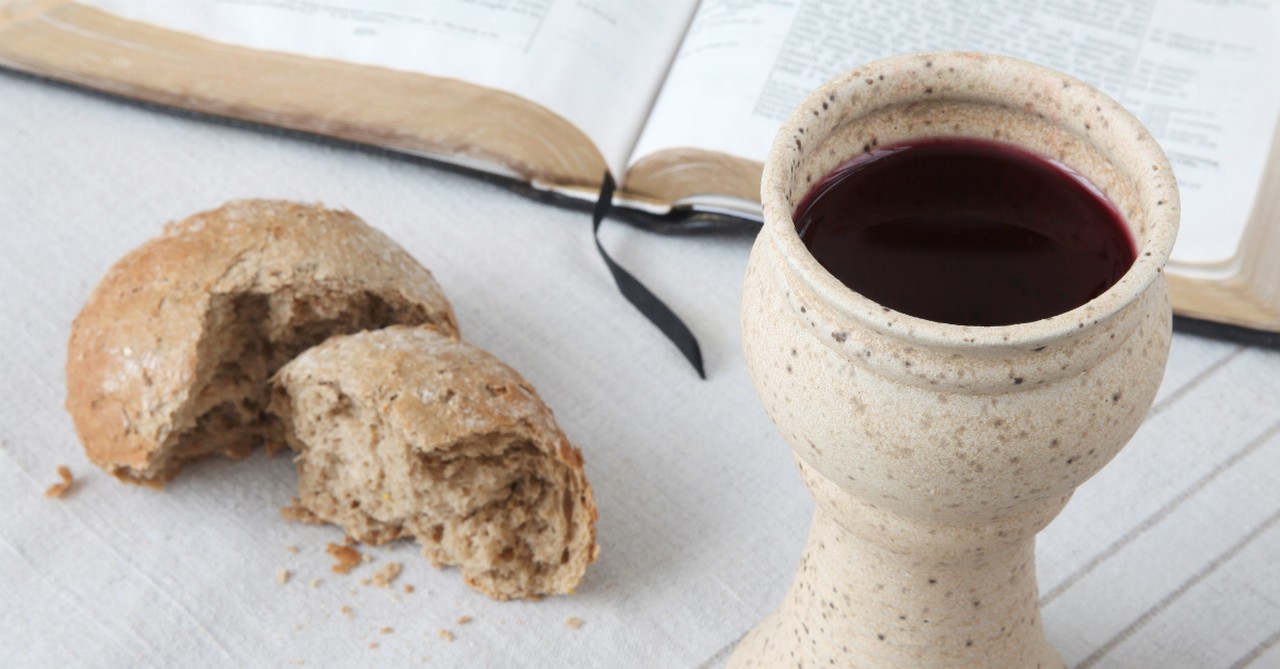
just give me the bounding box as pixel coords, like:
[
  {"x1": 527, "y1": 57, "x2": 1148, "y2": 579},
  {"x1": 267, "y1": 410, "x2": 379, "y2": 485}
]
[{"x1": 592, "y1": 173, "x2": 706, "y2": 379}]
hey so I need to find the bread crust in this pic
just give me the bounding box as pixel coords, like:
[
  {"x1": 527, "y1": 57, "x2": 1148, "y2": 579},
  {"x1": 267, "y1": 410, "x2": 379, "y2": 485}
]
[
  {"x1": 65, "y1": 200, "x2": 458, "y2": 485},
  {"x1": 272, "y1": 325, "x2": 598, "y2": 599}
]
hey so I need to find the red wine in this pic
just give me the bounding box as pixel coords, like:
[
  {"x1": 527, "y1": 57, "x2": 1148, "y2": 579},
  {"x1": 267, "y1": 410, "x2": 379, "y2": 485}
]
[{"x1": 795, "y1": 138, "x2": 1135, "y2": 326}]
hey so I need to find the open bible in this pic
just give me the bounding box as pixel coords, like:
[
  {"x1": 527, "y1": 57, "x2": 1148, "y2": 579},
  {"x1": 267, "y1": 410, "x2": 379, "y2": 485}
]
[{"x1": 2, "y1": 0, "x2": 1278, "y2": 333}]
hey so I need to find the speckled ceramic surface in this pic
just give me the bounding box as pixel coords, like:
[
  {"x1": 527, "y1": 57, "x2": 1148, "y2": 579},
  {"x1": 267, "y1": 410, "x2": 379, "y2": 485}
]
[{"x1": 730, "y1": 52, "x2": 1179, "y2": 668}]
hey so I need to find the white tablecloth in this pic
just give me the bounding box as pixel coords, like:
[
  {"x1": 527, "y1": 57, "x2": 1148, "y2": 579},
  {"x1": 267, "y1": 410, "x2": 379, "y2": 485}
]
[{"x1": 3, "y1": 71, "x2": 1279, "y2": 669}]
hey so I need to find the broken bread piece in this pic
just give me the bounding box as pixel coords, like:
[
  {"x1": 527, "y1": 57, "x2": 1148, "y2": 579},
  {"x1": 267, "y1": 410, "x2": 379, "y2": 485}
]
[
  {"x1": 66, "y1": 200, "x2": 458, "y2": 486},
  {"x1": 270, "y1": 325, "x2": 598, "y2": 600}
]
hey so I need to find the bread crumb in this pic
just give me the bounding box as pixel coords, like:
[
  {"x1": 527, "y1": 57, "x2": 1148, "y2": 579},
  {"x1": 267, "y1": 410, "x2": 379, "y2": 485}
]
[
  {"x1": 280, "y1": 501, "x2": 322, "y2": 524},
  {"x1": 277, "y1": 569, "x2": 291, "y2": 585},
  {"x1": 368, "y1": 642, "x2": 379, "y2": 650},
  {"x1": 340, "y1": 605, "x2": 354, "y2": 620},
  {"x1": 361, "y1": 553, "x2": 374, "y2": 563},
  {"x1": 438, "y1": 629, "x2": 454, "y2": 642},
  {"x1": 380, "y1": 627, "x2": 394, "y2": 635},
  {"x1": 403, "y1": 584, "x2": 415, "y2": 594},
  {"x1": 565, "y1": 617, "x2": 584, "y2": 630},
  {"x1": 327, "y1": 543, "x2": 362, "y2": 574},
  {"x1": 371, "y1": 561, "x2": 402, "y2": 588},
  {"x1": 456, "y1": 616, "x2": 472, "y2": 625},
  {"x1": 359, "y1": 577, "x2": 371, "y2": 586},
  {"x1": 286, "y1": 545, "x2": 299, "y2": 554},
  {"x1": 310, "y1": 578, "x2": 322, "y2": 589},
  {"x1": 44, "y1": 466, "x2": 75, "y2": 498}
]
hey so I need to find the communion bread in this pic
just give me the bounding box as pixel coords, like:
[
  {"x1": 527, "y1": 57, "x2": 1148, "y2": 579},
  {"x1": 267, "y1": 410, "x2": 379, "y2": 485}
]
[
  {"x1": 65, "y1": 200, "x2": 458, "y2": 486},
  {"x1": 270, "y1": 325, "x2": 598, "y2": 600}
]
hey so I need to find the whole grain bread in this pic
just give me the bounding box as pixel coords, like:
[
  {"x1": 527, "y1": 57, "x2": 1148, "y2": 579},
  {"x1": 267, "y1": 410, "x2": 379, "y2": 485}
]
[
  {"x1": 270, "y1": 325, "x2": 598, "y2": 600},
  {"x1": 65, "y1": 200, "x2": 458, "y2": 486}
]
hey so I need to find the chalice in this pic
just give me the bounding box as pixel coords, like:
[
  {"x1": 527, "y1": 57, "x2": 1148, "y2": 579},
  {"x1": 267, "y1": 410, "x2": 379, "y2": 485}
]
[{"x1": 731, "y1": 52, "x2": 1178, "y2": 668}]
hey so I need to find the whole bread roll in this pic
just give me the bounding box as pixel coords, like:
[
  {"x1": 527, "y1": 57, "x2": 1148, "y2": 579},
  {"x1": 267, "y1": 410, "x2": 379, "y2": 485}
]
[
  {"x1": 270, "y1": 325, "x2": 598, "y2": 600},
  {"x1": 66, "y1": 200, "x2": 458, "y2": 486}
]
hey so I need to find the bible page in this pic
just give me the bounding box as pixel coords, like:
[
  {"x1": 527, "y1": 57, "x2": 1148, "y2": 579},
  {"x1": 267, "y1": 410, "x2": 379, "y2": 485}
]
[
  {"x1": 630, "y1": 0, "x2": 1280, "y2": 266},
  {"x1": 79, "y1": 0, "x2": 699, "y2": 178}
]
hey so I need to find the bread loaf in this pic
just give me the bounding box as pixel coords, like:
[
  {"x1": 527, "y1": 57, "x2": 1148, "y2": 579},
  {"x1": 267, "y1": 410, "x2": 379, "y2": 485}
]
[
  {"x1": 270, "y1": 325, "x2": 598, "y2": 600},
  {"x1": 65, "y1": 200, "x2": 457, "y2": 486}
]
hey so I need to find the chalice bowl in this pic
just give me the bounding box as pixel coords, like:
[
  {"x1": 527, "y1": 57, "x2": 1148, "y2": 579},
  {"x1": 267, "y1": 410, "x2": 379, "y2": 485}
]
[{"x1": 731, "y1": 52, "x2": 1178, "y2": 668}]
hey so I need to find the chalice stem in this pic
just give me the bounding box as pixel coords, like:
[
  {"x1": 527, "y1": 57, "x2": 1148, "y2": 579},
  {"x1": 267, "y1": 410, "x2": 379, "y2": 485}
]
[{"x1": 730, "y1": 460, "x2": 1066, "y2": 668}]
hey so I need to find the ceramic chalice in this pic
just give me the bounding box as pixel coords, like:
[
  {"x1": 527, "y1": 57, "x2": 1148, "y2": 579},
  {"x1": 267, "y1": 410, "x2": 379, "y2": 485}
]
[{"x1": 731, "y1": 52, "x2": 1179, "y2": 668}]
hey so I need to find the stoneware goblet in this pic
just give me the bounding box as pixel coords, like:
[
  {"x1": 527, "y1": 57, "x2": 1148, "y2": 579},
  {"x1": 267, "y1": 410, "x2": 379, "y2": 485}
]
[{"x1": 731, "y1": 52, "x2": 1178, "y2": 668}]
